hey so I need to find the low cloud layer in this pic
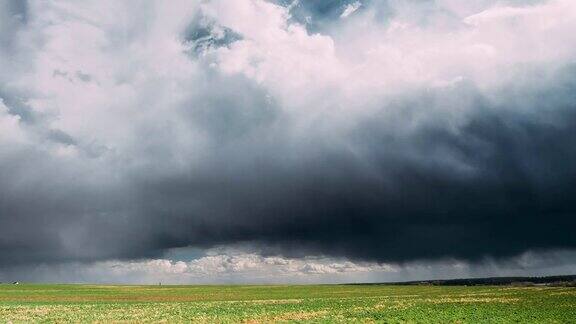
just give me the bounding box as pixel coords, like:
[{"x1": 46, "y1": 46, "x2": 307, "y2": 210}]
[
  {"x1": 1, "y1": 0, "x2": 576, "y2": 279},
  {"x1": 2, "y1": 248, "x2": 574, "y2": 284}
]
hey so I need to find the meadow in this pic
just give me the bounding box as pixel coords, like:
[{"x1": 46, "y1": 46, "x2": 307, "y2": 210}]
[{"x1": 0, "y1": 283, "x2": 574, "y2": 322}]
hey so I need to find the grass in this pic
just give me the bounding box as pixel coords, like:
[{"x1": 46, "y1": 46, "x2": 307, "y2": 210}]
[{"x1": 0, "y1": 284, "x2": 574, "y2": 322}]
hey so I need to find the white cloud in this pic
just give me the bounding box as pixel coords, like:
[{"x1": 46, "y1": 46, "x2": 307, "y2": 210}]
[
  {"x1": 195, "y1": 0, "x2": 576, "y2": 126},
  {"x1": 2, "y1": 249, "x2": 575, "y2": 284},
  {"x1": 340, "y1": 2, "x2": 361, "y2": 18},
  {"x1": 110, "y1": 252, "x2": 396, "y2": 282},
  {"x1": 0, "y1": 252, "x2": 397, "y2": 284},
  {"x1": 3, "y1": 0, "x2": 575, "y2": 175},
  {"x1": 0, "y1": 0, "x2": 575, "y2": 280},
  {"x1": 0, "y1": 100, "x2": 25, "y2": 144}
]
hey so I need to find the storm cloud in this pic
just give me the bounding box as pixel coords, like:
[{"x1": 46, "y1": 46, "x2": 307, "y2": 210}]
[{"x1": 1, "y1": 0, "x2": 576, "y2": 275}]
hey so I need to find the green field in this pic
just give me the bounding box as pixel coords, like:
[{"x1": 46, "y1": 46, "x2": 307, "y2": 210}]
[{"x1": 0, "y1": 284, "x2": 574, "y2": 323}]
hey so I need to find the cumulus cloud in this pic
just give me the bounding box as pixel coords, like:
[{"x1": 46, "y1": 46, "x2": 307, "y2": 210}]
[
  {"x1": 0, "y1": 247, "x2": 397, "y2": 284},
  {"x1": 0, "y1": 0, "x2": 575, "y2": 280},
  {"x1": 340, "y1": 2, "x2": 361, "y2": 18},
  {"x1": 1, "y1": 248, "x2": 574, "y2": 284}
]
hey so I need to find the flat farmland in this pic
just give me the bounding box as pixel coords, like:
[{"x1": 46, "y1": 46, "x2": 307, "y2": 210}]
[{"x1": 0, "y1": 284, "x2": 574, "y2": 322}]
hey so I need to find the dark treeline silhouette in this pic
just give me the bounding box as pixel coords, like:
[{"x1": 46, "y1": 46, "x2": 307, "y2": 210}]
[{"x1": 348, "y1": 275, "x2": 576, "y2": 286}]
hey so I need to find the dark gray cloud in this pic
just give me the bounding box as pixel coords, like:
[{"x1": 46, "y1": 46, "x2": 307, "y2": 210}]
[
  {"x1": 0, "y1": 0, "x2": 575, "y2": 279},
  {"x1": 131, "y1": 65, "x2": 576, "y2": 263},
  {"x1": 0, "y1": 0, "x2": 28, "y2": 51},
  {"x1": 183, "y1": 11, "x2": 243, "y2": 56},
  {"x1": 274, "y1": 0, "x2": 366, "y2": 32}
]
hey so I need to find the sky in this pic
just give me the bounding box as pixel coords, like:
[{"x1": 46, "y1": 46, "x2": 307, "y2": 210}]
[{"x1": 0, "y1": 0, "x2": 575, "y2": 284}]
